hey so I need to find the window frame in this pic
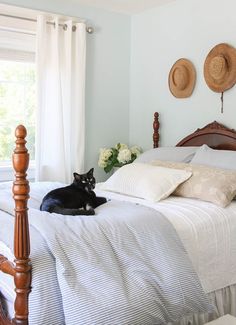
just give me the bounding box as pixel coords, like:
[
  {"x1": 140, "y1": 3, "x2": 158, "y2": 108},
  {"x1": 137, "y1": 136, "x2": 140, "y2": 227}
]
[{"x1": 0, "y1": 29, "x2": 36, "y2": 181}]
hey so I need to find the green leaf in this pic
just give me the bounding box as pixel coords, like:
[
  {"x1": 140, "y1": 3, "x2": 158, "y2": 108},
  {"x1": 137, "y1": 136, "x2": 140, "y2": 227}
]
[{"x1": 104, "y1": 164, "x2": 114, "y2": 173}]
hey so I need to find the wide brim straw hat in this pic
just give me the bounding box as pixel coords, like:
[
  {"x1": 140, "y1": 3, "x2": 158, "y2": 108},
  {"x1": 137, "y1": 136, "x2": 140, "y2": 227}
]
[
  {"x1": 204, "y1": 43, "x2": 236, "y2": 93},
  {"x1": 168, "y1": 58, "x2": 196, "y2": 98}
]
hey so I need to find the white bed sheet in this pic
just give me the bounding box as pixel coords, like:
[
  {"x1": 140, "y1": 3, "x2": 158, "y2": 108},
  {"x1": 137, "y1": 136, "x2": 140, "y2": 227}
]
[{"x1": 96, "y1": 185, "x2": 236, "y2": 293}]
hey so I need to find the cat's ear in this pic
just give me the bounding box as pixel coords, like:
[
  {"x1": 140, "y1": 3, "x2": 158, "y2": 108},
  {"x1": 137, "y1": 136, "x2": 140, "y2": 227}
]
[
  {"x1": 87, "y1": 168, "x2": 94, "y2": 177},
  {"x1": 73, "y1": 172, "x2": 81, "y2": 181}
]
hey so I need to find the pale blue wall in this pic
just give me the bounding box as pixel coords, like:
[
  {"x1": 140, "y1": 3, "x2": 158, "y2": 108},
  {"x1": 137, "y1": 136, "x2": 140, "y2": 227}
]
[
  {"x1": 130, "y1": 0, "x2": 236, "y2": 150},
  {"x1": 1, "y1": 0, "x2": 131, "y2": 181},
  {"x1": 4, "y1": 0, "x2": 236, "y2": 181}
]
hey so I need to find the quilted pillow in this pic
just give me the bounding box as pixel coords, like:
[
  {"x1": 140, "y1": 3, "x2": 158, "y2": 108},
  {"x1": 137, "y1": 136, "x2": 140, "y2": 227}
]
[
  {"x1": 151, "y1": 160, "x2": 236, "y2": 207},
  {"x1": 100, "y1": 162, "x2": 192, "y2": 202}
]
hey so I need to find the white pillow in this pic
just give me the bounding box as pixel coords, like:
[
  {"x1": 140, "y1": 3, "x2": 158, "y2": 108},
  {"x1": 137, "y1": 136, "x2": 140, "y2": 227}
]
[
  {"x1": 100, "y1": 162, "x2": 192, "y2": 202},
  {"x1": 151, "y1": 160, "x2": 236, "y2": 207},
  {"x1": 191, "y1": 144, "x2": 236, "y2": 170},
  {"x1": 135, "y1": 146, "x2": 198, "y2": 164}
]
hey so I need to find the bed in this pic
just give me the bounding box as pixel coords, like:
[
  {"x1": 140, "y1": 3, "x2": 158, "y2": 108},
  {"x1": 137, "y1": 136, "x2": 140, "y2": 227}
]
[{"x1": 0, "y1": 112, "x2": 236, "y2": 325}]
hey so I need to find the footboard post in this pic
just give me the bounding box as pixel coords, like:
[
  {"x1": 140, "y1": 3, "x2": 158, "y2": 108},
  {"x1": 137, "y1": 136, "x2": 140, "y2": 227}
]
[{"x1": 12, "y1": 125, "x2": 31, "y2": 325}]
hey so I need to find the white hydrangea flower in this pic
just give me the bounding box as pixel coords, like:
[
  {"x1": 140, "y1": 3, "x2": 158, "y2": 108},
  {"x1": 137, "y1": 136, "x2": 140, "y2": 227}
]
[
  {"x1": 98, "y1": 158, "x2": 107, "y2": 168},
  {"x1": 119, "y1": 143, "x2": 128, "y2": 150},
  {"x1": 99, "y1": 148, "x2": 106, "y2": 155},
  {"x1": 115, "y1": 143, "x2": 128, "y2": 151},
  {"x1": 130, "y1": 145, "x2": 142, "y2": 156},
  {"x1": 99, "y1": 148, "x2": 112, "y2": 160},
  {"x1": 98, "y1": 143, "x2": 141, "y2": 172},
  {"x1": 103, "y1": 148, "x2": 113, "y2": 160},
  {"x1": 117, "y1": 148, "x2": 132, "y2": 164},
  {"x1": 98, "y1": 148, "x2": 113, "y2": 168}
]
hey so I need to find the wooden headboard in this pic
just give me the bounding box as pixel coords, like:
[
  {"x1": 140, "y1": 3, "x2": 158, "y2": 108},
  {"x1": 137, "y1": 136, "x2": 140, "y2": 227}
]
[{"x1": 153, "y1": 112, "x2": 236, "y2": 151}]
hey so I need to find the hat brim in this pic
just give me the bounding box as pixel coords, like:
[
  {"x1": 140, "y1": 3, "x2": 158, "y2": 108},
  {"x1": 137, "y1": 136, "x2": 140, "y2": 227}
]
[
  {"x1": 204, "y1": 43, "x2": 236, "y2": 93},
  {"x1": 168, "y1": 58, "x2": 196, "y2": 98}
]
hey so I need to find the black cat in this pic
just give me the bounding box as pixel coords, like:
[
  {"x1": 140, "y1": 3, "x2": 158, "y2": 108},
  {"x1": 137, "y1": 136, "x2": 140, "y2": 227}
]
[{"x1": 40, "y1": 168, "x2": 107, "y2": 216}]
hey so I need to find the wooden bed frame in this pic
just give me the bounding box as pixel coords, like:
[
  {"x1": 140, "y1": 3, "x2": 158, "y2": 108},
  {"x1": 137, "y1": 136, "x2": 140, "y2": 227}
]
[
  {"x1": 1, "y1": 112, "x2": 236, "y2": 324},
  {"x1": 153, "y1": 111, "x2": 236, "y2": 150},
  {"x1": 0, "y1": 125, "x2": 31, "y2": 325}
]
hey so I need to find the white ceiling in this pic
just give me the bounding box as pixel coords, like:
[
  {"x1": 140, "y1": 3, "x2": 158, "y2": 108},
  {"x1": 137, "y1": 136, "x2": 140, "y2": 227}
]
[{"x1": 71, "y1": 0, "x2": 177, "y2": 14}]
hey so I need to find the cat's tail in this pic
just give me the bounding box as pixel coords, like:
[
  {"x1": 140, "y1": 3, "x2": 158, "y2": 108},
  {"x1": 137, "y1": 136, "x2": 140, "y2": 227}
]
[
  {"x1": 95, "y1": 196, "x2": 107, "y2": 208},
  {"x1": 50, "y1": 206, "x2": 95, "y2": 216},
  {"x1": 40, "y1": 198, "x2": 61, "y2": 212}
]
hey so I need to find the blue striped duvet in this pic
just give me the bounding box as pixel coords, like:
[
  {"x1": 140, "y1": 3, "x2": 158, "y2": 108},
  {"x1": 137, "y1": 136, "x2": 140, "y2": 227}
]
[{"x1": 0, "y1": 182, "x2": 212, "y2": 324}]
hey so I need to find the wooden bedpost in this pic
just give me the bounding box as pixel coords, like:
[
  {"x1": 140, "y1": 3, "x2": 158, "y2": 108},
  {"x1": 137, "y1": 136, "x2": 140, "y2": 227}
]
[
  {"x1": 153, "y1": 112, "x2": 160, "y2": 148},
  {"x1": 12, "y1": 125, "x2": 31, "y2": 325}
]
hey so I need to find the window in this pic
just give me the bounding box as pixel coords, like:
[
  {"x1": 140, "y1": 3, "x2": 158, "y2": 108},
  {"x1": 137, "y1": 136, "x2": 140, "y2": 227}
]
[
  {"x1": 0, "y1": 10, "x2": 36, "y2": 180},
  {"x1": 0, "y1": 59, "x2": 36, "y2": 165}
]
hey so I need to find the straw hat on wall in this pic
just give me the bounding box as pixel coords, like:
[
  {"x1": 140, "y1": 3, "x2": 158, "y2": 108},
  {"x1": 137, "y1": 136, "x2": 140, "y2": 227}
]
[
  {"x1": 168, "y1": 58, "x2": 196, "y2": 98},
  {"x1": 204, "y1": 43, "x2": 236, "y2": 93}
]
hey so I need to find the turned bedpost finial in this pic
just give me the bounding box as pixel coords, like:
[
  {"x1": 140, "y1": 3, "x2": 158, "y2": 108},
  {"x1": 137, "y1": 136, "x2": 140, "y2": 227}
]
[
  {"x1": 153, "y1": 112, "x2": 160, "y2": 148},
  {"x1": 12, "y1": 125, "x2": 31, "y2": 325}
]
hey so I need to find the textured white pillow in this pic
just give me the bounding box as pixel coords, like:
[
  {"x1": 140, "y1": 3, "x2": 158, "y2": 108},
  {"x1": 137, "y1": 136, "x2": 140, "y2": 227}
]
[
  {"x1": 151, "y1": 160, "x2": 236, "y2": 207},
  {"x1": 101, "y1": 162, "x2": 192, "y2": 202},
  {"x1": 191, "y1": 144, "x2": 236, "y2": 170},
  {"x1": 135, "y1": 146, "x2": 198, "y2": 164}
]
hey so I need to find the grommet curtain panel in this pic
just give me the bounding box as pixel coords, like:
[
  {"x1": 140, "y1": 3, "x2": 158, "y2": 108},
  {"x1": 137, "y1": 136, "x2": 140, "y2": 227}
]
[{"x1": 35, "y1": 15, "x2": 86, "y2": 183}]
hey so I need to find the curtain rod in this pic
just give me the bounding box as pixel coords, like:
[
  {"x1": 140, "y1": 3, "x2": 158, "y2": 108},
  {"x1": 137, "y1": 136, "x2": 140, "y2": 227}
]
[{"x1": 0, "y1": 13, "x2": 94, "y2": 34}]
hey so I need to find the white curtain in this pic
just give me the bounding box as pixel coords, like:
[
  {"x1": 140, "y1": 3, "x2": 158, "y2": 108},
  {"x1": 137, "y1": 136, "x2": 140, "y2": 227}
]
[{"x1": 35, "y1": 15, "x2": 86, "y2": 183}]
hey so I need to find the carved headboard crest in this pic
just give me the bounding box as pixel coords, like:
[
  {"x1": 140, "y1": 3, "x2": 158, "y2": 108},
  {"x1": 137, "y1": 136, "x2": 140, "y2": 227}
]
[{"x1": 195, "y1": 121, "x2": 236, "y2": 133}]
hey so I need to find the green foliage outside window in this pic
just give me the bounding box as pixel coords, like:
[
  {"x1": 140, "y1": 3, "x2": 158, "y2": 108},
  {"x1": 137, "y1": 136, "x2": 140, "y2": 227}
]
[{"x1": 0, "y1": 60, "x2": 36, "y2": 163}]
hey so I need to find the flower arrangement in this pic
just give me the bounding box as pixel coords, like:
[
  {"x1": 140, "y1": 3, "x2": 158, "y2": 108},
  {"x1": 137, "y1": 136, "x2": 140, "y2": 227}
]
[{"x1": 98, "y1": 143, "x2": 142, "y2": 173}]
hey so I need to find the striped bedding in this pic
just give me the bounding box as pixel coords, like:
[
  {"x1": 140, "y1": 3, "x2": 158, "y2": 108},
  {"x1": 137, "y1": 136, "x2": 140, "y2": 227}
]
[
  {"x1": 2, "y1": 181, "x2": 235, "y2": 324},
  {"x1": 96, "y1": 188, "x2": 236, "y2": 294},
  {"x1": 0, "y1": 206, "x2": 64, "y2": 325}
]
